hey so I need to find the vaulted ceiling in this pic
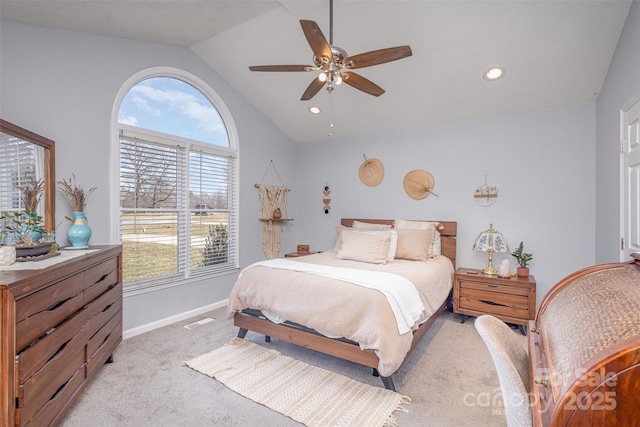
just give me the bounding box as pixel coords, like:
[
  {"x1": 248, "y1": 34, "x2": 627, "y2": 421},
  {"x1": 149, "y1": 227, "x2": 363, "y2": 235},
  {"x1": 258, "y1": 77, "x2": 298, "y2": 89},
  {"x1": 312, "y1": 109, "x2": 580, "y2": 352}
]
[{"x1": 0, "y1": 0, "x2": 633, "y2": 143}]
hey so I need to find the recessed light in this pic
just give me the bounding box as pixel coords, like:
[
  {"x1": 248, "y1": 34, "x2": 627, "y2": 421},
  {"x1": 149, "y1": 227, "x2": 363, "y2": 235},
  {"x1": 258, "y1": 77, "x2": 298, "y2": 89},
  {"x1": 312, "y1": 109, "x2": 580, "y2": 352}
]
[
  {"x1": 483, "y1": 67, "x2": 505, "y2": 81},
  {"x1": 308, "y1": 106, "x2": 321, "y2": 115}
]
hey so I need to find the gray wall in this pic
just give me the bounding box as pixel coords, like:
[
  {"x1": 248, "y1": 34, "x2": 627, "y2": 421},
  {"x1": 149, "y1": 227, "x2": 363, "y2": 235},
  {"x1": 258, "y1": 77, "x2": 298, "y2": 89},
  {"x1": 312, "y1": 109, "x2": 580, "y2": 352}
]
[
  {"x1": 293, "y1": 103, "x2": 596, "y2": 307},
  {"x1": 596, "y1": 0, "x2": 640, "y2": 263},
  {"x1": 0, "y1": 22, "x2": 297, "y2": 333}
]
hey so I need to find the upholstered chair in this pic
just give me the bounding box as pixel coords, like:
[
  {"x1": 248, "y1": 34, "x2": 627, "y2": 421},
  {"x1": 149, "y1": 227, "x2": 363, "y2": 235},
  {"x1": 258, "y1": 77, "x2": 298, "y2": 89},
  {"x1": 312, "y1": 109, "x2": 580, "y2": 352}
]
[{"x1": 475, "y1": 315, "x2": 532, "y2": 427}]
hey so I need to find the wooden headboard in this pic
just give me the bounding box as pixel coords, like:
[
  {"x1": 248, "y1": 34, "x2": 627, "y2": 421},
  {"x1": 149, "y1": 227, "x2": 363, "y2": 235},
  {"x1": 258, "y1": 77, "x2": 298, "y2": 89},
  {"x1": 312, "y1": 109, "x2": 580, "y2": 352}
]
[{"x1": 341, "y1": 218, "x2": 457, "y2": 268}]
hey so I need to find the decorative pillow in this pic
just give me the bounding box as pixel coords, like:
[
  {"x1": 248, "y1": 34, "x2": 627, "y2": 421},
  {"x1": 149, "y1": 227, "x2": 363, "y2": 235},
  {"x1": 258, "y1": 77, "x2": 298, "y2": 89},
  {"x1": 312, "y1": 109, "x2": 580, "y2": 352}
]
[
  {"x1": 332, "y1": 222, "x2": 394, "y2": 253},
  {"x1": 355, "y1": 230, "x2": 398, "y2": 261},
  {"x1": 395, "y1": 220, "x2": 442, "y2": 257},
  {"x1": 337, "y1": 230, "x2": 392, "y2": 264},
  {"x1": 394, "y1": 228, "x2": 435, "y2": 261}
]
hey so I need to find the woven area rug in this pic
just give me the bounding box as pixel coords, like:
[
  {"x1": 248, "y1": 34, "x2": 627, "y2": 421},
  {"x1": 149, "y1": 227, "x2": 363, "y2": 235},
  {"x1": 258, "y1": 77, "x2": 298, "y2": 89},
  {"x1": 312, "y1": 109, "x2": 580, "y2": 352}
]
[{"x1": 185, "y1": 338, "x2": 410, "y2": 427}]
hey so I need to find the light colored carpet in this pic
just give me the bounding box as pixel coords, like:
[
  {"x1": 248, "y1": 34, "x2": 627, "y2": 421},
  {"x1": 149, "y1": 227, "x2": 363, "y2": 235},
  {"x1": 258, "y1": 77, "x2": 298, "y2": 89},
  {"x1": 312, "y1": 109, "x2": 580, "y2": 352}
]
[
  {"x1": 60, "y1": 308, "x2": 514, "y2": 426},
  {"x1": 186, "y1": 337, "x2": 409, "y2": 427}
]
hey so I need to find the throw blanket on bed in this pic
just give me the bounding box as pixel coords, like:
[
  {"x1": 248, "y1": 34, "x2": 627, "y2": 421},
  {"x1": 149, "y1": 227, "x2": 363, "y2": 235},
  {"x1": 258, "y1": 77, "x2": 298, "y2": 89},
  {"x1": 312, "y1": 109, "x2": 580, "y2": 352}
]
[{"x1": 247, "y1": 259, "x2": 425, "y2": 334}]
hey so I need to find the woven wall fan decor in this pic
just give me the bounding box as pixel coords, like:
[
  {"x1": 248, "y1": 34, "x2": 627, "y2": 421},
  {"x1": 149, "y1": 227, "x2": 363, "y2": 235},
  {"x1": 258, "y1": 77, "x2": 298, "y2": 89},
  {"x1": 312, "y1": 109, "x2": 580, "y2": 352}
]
[
  {"x1": 403, "y1": 169, "x2": 438, "y2": 200},
  {"x1": 358, "y1": 154, "x2": 384, "y2": 187}
]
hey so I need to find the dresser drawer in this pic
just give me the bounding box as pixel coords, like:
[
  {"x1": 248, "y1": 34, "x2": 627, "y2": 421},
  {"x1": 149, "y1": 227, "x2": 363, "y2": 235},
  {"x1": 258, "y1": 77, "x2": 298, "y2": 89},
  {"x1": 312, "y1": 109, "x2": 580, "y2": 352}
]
[
  {"x1": 83, "y1": 257, "x2": 119, "y2": 302},
  {"x1": 14, "y1": 277, "x2": 86, "y2": 352},
  {"x1": 16, "y1": 310, "x2": 88, "y2": 382},
  {"x1": 26, "y1": 367, "x2": 85, "y2": 427},
  {"x1": 14, "y1": 272, "x2": 84, "y2": 324},
  {"x1": 87, "y1": 313, "x2": 122, "y2": 378},
  {"x1": 85, "y1": 282, "x2": 122, "y2": 342},
  {"x1": 17, "y1": 332, "x2": 86, "y2": 423}
]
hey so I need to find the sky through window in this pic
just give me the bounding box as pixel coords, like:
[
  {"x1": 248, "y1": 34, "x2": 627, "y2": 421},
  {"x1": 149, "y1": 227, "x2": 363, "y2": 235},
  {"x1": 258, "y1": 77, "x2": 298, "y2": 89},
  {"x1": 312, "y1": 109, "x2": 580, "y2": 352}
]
[{"x1": 118, "y1": 77, "x2": 228, "y2": 147}]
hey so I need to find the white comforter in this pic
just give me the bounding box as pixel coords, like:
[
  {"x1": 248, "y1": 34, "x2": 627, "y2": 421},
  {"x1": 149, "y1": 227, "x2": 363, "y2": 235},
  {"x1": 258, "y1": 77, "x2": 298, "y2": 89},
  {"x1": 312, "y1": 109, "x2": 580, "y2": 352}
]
[
  {"x1": 248, "y1": 258, "x2": 424, "y2": 334},
  {"x1": 227, "y1": 251, "x2": 454, "y2": 376}
]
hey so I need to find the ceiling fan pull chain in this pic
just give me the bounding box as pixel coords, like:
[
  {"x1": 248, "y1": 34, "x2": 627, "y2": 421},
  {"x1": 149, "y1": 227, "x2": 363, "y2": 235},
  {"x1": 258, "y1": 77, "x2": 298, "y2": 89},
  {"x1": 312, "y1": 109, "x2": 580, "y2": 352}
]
[{"x1": 328, "y1": 91, "x2": 335, "y2": 136}]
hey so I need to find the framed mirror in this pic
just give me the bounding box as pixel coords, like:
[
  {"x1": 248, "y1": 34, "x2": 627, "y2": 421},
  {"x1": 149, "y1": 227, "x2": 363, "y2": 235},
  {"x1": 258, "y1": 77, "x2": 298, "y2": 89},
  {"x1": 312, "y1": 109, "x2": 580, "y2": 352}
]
[{"x1": 0, "y1": 119, "x2": 56, "y2": 232}]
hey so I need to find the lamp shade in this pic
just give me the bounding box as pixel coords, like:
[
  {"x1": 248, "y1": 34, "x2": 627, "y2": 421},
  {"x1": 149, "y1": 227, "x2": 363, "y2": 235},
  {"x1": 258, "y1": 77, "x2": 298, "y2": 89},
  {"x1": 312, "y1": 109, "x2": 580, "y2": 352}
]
[{"x1": 473, "y1": 224, "x2": 509, "y2": 275}]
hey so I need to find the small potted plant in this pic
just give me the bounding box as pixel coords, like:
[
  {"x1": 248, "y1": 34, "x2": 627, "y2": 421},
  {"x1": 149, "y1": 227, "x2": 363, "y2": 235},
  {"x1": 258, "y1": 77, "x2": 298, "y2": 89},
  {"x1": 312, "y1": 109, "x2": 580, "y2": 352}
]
[
  {"x1": 1, "y1": 210, "x2": 51, "y2": 257},
  {"x1": 511, "y1": 241, "x2": 533, "y2": 278}
]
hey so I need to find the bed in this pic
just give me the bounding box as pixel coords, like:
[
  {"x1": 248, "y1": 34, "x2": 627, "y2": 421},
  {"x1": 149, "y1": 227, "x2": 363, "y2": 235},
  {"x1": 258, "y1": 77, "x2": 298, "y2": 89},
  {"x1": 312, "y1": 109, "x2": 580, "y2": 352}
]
[{"x1": 227, "y1": 218, "x2": 457, "y2": 390}]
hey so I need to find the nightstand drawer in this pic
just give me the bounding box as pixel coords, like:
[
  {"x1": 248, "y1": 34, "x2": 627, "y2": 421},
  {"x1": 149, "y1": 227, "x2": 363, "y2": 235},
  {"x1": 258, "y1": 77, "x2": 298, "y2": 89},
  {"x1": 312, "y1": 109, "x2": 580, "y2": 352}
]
[
  {"x1": 459, "y1": 288, "x2": 529, "y2": 319},
  {"x1": 459, "y1": 280, "x2": 530, "y2": 297}
]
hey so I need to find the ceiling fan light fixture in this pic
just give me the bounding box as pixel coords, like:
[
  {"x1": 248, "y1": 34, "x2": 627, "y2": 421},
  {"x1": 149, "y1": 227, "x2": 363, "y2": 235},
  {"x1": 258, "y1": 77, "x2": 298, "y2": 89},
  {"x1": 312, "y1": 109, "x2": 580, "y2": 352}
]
[
  {"x1": 248, "y1": 0, "x2": 413, "y2": 101},
  {"x1": 308, "y1": 106, "x2": 321, "y2": 114},
  {"x1": 484, "y1": 66, "x2": 505, "y2": 81}
]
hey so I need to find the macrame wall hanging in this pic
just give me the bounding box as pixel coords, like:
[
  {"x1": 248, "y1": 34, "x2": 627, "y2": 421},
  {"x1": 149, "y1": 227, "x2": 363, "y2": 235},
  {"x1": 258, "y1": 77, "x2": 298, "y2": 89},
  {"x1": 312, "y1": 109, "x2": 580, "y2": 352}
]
[{"x1": 255, "y1": 160, "x2": 290, "y2": 259}]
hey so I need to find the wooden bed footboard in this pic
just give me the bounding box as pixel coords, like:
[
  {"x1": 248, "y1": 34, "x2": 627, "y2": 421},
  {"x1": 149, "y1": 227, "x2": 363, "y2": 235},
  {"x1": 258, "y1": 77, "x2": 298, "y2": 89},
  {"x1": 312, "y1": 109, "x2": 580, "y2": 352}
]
[{"x1": 234, "y1": 299, "x2": 448, "y2": 391}]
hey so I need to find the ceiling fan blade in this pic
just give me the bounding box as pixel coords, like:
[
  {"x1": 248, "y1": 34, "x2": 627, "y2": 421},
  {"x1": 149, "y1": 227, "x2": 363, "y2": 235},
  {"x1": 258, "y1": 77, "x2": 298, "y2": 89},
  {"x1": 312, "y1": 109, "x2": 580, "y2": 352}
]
[
  {"x1": 344, "y1": 46, "x2": 413, "y2": 69},
  {"x1": 249, "y1": 65, "x2": 313, "y2": 72},
  {"x1": 301, "y1": 77, "x2": 325, "y2": 101},
  {"x1": 342, "y1": 72, "x2": 385, "y2": 97},
  {"x1": 300, "y1": 20, "x2": 333, "y2": 65}
]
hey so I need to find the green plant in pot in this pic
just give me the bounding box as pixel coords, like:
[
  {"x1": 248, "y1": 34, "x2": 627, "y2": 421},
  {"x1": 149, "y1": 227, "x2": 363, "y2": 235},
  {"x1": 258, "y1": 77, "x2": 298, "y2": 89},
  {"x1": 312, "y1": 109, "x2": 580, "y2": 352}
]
[
  {"x1": 511, "y1": 241, "x2": 533, "y2": 278},
  {"x1": 1, "y1": 211, "x2": 52, "y2": 257}
]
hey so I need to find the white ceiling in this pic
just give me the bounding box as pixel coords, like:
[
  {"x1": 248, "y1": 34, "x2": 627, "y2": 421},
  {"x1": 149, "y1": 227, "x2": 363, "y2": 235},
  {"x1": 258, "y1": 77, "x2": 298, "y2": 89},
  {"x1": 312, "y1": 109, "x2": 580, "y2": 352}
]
[{"x1": 0, "y1": 0, "x2": 633, "y2": 143}]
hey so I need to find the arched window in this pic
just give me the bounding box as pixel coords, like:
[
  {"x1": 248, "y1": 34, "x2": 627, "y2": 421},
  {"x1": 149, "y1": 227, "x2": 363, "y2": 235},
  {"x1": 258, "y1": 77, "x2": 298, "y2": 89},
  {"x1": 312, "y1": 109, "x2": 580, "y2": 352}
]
[{"x1": 113, "y1": 69, "x2": 238, "y2": 288}]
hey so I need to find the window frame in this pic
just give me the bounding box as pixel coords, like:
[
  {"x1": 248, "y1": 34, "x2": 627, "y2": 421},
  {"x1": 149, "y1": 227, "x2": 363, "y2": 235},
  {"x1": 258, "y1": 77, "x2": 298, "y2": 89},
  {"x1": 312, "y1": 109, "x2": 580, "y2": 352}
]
[{"x1": 110, "y1": 67, "x2": 240, "y2": 293}]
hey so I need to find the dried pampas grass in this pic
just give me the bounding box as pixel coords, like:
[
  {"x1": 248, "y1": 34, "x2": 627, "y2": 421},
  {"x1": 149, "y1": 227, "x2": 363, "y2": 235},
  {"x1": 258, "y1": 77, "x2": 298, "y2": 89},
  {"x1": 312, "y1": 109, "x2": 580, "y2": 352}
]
[
  {"x1": 16, "y1": 179, "x2": 45, "y2": 212},
  {"x1": 57, "y1": 174, "x2": 97, "y2": 212}
]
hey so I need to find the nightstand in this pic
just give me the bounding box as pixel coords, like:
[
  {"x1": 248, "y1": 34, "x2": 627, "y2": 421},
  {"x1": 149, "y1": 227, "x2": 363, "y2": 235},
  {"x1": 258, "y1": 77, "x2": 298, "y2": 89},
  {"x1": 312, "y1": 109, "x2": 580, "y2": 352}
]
[{"x1": 453, "y1": 267, "x2": 536, "y2": 334}]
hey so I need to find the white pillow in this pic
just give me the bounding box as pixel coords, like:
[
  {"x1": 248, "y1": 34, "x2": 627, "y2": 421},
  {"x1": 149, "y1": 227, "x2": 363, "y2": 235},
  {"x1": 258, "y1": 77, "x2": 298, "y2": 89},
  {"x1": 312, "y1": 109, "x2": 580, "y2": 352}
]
[
  {"x1": 433, "y1": 230, "x2": 442, "y2": 256},
  {"x1": 337, "y1": 230, "x2": 391, "y2": 264}
]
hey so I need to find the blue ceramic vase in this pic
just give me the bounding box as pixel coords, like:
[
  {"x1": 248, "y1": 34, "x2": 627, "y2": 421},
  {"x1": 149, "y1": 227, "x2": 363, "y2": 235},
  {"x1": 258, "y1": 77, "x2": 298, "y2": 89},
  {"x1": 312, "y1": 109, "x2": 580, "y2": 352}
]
[{"x1": 67, "y1": 211, "x2": 92, "y2": 248}]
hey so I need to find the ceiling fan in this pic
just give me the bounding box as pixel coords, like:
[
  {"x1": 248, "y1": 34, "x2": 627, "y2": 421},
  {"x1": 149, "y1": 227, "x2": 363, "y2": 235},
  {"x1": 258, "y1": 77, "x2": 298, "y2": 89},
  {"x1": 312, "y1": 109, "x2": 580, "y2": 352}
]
[{"x1": 249, "y1": 0, "x2": 413, "y2": 101}]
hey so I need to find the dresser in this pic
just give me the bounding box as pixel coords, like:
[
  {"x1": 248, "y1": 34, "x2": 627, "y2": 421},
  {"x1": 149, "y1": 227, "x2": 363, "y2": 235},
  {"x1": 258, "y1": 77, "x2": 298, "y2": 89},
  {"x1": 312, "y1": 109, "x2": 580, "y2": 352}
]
[
  {"x1": 1, "y1": 245, "x2": 122, "y2": 426},
  {"x1": 453, "y1": 267, "x2": 536, "y2": 332},
  {"x1": 529, "y1": 260, "x2": 640, "y2": 426}
]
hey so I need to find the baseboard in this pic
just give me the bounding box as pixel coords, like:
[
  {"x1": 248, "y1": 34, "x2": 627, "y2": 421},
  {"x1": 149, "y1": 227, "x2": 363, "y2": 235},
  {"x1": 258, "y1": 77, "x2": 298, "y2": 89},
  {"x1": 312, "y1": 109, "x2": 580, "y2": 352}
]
[{"x1": 123, "y1": 299, "x2": 229, "y2": 339}]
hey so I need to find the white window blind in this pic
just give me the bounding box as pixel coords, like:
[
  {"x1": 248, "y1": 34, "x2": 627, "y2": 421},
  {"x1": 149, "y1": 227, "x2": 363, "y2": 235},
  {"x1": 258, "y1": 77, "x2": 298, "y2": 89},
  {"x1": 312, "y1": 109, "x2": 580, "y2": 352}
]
[
  {"x1": 0, "y1": 133, "x2": 38, "y2": 213},
  {"x1": 119, "y1": 129, "x2": 237, "y2": 286}
]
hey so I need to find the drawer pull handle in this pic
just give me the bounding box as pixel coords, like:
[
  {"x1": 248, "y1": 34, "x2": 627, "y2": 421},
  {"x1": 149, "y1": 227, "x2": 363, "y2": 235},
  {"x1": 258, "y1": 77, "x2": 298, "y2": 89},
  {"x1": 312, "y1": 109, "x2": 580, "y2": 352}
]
[
  {"x1": 479, "y1": 300, "x2": 507, "y2": 307},
  {"x1": 530, "y1": 327, "x2": 540, "y2": 334},
  {"x1": 534, "y1": 377, "x2": 549, "y2": 387},
  {"x1": 487, "y1": 284, "x2": 498, "y2": 288}
]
